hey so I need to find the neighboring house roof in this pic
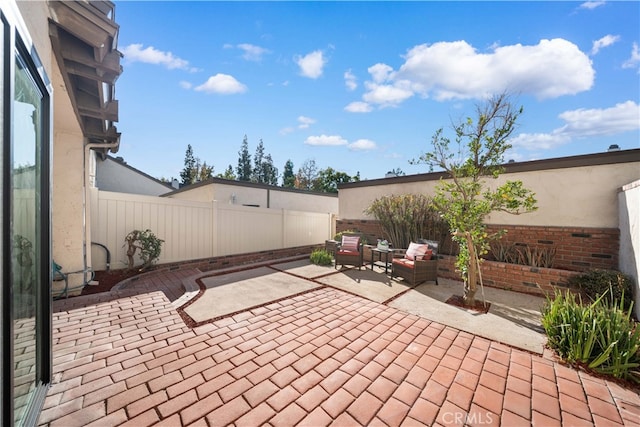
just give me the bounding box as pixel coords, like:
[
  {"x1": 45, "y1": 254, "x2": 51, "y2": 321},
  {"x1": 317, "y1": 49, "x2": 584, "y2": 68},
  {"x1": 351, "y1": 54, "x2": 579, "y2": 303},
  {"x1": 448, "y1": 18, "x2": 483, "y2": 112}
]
[
  {"x1": 96, "y1": 156, "x2": 173, "y2": 196},
  {"x1": 339, "y1": 148, "x2": 640, "y2": 189},
  {"x1": 162, "y1": 176, "x2": 338, "y2": 198}
]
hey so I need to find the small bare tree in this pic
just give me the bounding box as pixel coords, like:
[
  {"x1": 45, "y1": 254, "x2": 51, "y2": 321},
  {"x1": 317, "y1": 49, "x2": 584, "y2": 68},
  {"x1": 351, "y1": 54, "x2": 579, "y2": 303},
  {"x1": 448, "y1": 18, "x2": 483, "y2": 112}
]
[{"x1": 412, "y1": 93, "x2": 537, "y2": 306}]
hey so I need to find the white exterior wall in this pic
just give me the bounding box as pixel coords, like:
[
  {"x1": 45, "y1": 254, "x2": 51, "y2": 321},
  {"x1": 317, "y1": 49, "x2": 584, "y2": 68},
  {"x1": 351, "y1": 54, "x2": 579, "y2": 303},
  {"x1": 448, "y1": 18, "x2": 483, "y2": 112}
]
[
  {"x1": 95, "y1": 157, "x2": 171, "y2": 196},
  {"x1": 269, "y1": 190, "x2": 337, "y2": 213},
  {"x1": 618, "y1": 180, "x2": 640, "y2": 319},
  {"x1": 167, "y1": 181, "x2": 338, "y2": 214},
  {"x1": 18, "y1": 1, "x2": 86, "y2": 288},
  {"x1": 339, "y1": 161, "x2": 640, "y2": 228}
]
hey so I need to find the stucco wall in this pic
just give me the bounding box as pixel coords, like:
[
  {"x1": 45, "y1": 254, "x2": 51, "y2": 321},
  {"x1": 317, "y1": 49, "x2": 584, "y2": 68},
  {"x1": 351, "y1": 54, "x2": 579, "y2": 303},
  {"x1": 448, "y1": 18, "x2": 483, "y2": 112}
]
[
  {"x1": 95, "y1": 157, "x2": 172, "y2": 196},
  {"x1": 618, "y1": 180, "x2": 640, "y2": 319},
  {"x1": 167, "y1": 181, "x2": 338, "y2": 214},
  {"x1": 18, "y1": 1, "x2": 86, "y2": 288},
  {"x1": 339, "y1": 159, "x2": 640, "y2": 229}
]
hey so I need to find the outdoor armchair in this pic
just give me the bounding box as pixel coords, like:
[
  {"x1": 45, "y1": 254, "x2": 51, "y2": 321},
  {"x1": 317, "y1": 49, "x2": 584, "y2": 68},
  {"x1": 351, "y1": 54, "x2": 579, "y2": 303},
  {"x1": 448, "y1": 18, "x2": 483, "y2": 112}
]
[
  {"x1": 391, "y1": 239, "x2": 438, "y2": 285},
  {"x1": 334, "y1": 233, "x2": 364, "y2": 270}
]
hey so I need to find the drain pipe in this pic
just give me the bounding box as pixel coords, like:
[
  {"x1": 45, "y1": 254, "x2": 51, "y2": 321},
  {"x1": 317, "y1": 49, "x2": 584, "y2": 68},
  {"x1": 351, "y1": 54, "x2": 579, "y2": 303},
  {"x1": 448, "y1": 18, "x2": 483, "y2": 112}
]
[{"x1": 83, "y1": 141, "x2": 119, "y2": 283}]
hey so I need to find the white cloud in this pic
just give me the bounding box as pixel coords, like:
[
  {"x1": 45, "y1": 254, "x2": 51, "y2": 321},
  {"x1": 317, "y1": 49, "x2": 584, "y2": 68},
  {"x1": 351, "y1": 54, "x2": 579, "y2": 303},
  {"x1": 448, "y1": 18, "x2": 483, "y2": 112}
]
[
  {"x1": 349, "y1": 139, "x2": 377, "y2": 151},
  {"x1": 344, "y1": 69, "x2": 357, "y2": 91},
  {"x1": 179, "y1": 81, "x2": 192, "y2": 89},
  {"x1": 349, "y1": 39, "x2": 594, "y2": 110},
  {"x1": 295, "y1": 50, "x2": 327, "y2": 79},
  {"x1": 557, "y1": 100, "x2": 640, "y2": 137},
  {"x1": 368, "y1": 63, "x2": 394, "y2": 83},
  {"x1": 591, "y1": 34, "x2": 619, "y2": 55},
  {"x1": 510, "y1": 100, "x2": 640, "y2": 151},
  {"x1": 304, "y1": 135, "x2": 348, "y2": 147},
  {"x1": 622, "y1": 42, "x2": 640, "y2": 72},
  {"x1": 194, "y1": 74, "x2": 247, "y2": 94},
  {"x1": 344, "y1": 101, "x2": 373, "y2": 113},
  {"x1": 579, "y1": 1, "x2": 606, "y2": 10},
  {"x1": 236, "y1": 43, "x2": 271, "y2": 61},
  {"x1": 121, "y1": 43, "x2": 198, "y2": 72},
  {"x1": 297, "y1": 116, "x2": 316, "y2": 129},
  {"x1": 396, "y1": 39, "x2": 594, "y2": 101},
  {"x1": 279, "y1": 127, "x2": 295, "y2": 135},
  {"x1": 363, "y1": 80, "x2": 414, "y2": 107}
]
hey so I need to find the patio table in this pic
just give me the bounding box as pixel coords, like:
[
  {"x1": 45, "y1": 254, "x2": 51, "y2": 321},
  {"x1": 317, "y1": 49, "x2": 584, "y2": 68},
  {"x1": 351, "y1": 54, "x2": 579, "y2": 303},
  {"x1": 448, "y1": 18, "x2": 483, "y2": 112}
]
[{"x1": 369, "y1": 247, "x2": 396, "y2": 274}]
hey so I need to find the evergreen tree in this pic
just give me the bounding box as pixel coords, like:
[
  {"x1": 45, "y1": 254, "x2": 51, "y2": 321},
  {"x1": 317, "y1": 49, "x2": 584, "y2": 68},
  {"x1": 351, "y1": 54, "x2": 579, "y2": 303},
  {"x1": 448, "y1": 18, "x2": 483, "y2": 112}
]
[
  {"x1": 252, "y1": 139, "x2": 265, "y2": 183},
  {"x1": 282, "y1": 160, "x2": 295, "y2": 187},
  {"x1": 262, "y1": 153, "x2": 279, "y2": 185},
  {"x1": 198, "y1": 161, "x2": 214, "y2": 182},
  {"x1": 217, "y1": 164, "x2": 236, "y2": 180},
  {"x1": 180, "y1": 144, "x2": 197, "y2": 185},
  {"x1": 236, "y1": 135, "x2": 252, "y2": 181}
]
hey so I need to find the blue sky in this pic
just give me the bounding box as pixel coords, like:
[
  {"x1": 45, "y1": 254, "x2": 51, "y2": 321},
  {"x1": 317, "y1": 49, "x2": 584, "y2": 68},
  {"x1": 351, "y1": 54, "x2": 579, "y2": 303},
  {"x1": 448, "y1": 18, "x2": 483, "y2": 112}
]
[{"x1": 114, "y1": 1, "x2": 640, "y2": 182}]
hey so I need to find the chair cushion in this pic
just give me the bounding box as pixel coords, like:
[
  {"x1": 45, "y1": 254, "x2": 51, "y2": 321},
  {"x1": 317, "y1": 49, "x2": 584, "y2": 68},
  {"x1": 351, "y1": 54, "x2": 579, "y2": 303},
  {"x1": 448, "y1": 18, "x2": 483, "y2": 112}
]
[
  {"x1": 405, "y1": 243, "x2": 430, "y2": 260},
  {"x1": 341, "y1": 235, "x2": 360, "y2": 251},
  {"x1": 393, "y1": 258, "x2": 415, "y2": 269},
  {"x1": 337, "y1": 249, "x2": 359, "y2": 256}
]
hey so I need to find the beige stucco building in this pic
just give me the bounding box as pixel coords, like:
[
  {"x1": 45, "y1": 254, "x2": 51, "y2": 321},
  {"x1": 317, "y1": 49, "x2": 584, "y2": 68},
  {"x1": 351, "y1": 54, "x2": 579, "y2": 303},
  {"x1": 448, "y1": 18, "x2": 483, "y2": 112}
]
[{"x1": 166, "y1": 177, "x2": 339, "y2": 215}]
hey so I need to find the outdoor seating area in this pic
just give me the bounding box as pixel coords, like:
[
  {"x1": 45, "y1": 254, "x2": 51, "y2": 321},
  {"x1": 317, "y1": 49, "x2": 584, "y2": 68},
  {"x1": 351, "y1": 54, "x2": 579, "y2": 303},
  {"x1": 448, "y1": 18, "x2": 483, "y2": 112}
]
[{"x1": 391, "y1": 240, "x2": 439, "y2": 286}]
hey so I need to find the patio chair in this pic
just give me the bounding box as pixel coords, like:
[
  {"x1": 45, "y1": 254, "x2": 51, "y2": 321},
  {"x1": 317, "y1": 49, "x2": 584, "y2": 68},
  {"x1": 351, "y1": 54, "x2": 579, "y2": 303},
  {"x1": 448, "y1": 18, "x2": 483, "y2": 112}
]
[
  {"x1": 334, "y1": 233, "x2": 364, "y2": 270},
  {"x1": 391, "y1": 239, "x2": 438, "y2": 285}
]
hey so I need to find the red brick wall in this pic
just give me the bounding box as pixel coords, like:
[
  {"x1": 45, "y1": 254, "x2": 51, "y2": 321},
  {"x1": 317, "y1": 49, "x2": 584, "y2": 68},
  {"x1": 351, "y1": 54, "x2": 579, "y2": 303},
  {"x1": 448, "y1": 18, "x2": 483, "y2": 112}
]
[
  {"x1": 337, "y1": 220, "x2": 619, "y2": 273},
  {"x1": 437, "y1": 255, "x2": 580, "y2": 296},
  {"x1": 486, "y1": 225, "x2": 618, "y2": 272}
]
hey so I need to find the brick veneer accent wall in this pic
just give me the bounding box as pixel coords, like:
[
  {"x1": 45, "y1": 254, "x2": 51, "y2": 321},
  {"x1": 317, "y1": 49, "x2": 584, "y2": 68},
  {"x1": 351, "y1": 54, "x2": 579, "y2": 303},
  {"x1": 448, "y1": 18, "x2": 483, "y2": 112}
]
[
  {"x1": 337, "y1": 220, "x2": 619, "y2": 272},
  {"x1": 437, "y1": 255, "x2": 580, "y2": 296},
  {"x1": 485, "y1": 224, "x2": 618, "y2": 272}
]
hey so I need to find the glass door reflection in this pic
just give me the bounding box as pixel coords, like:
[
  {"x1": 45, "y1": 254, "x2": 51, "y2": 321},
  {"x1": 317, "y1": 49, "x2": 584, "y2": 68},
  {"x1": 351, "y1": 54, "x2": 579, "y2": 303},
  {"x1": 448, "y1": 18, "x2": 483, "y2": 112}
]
[{"x1": 12, "y1": 50, "x2": 43, "y2": 426}]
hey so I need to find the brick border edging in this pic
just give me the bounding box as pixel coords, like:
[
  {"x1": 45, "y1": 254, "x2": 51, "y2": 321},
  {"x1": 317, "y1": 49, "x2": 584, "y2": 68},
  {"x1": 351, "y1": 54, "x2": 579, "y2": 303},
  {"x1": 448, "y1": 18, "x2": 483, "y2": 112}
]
[{"x1": 111, "y1": 245, "x2": 323, "y2": 291}]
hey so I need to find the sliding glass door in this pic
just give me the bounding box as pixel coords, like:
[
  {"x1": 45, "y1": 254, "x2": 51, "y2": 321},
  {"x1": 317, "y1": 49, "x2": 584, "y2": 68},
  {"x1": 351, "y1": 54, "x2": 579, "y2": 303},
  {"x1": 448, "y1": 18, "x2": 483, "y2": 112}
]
[{"x1": 1, "y1": 8, "x2": 52, "y2": 426}]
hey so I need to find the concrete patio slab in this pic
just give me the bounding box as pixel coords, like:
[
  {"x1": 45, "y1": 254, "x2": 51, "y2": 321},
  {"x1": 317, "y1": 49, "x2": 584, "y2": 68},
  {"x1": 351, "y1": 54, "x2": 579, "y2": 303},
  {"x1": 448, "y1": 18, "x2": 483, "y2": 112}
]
[
  {"x1": 315, "y1": 265, "x2": 414, "y2": 304},
  {"x1": 183, "y1": 266, "x2": 322, "y2": 323},
  {"x1": 389, "y1": 278, "x2": 547, "y2": 354},
  {"x1": 270, "y1": 258, "x2": 337, "y2": 279}
]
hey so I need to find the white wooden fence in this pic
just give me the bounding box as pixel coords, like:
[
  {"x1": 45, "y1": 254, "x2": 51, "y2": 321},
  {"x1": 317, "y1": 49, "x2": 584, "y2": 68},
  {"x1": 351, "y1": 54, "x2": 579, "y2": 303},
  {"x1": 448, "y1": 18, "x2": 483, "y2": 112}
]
[{"x1": 89, "y1": 189, "x2": 333, "y2": 270}]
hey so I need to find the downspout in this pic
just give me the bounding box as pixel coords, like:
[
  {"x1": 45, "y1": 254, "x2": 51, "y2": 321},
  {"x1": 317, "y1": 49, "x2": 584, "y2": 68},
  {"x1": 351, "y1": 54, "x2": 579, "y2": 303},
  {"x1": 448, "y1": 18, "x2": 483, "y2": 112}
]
[{"x1": 83, "y1": 141, "x2": 119, "y2": 283}]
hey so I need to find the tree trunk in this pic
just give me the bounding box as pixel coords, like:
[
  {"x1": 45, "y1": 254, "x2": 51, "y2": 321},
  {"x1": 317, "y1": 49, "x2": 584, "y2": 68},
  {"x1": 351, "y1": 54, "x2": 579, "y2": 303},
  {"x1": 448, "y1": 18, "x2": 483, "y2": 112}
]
[{"x1": 463, "y1": 232, "x2": 477, "y2": 306}]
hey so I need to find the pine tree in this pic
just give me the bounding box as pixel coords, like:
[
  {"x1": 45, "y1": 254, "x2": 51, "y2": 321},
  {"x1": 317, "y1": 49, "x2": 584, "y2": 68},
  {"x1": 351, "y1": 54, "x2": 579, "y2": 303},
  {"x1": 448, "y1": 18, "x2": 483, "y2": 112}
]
[
  {"x1": 180, "y1": 144, "x2": 197, "y2": 185},
  {"x1": 217, "y1": 164, "x2": 236, "y2": 180},
  {"x1": 236, "y1": 135, "x2": 252, "y2": 181},
  {"x1": 263, "y1": 153, "x2": 279, "y2": 185},
  {"x1": 252, "y1": 139, "x2": 265, "y2": 183},
  {"x1": 282, "y1": 160, "x2": 295, "y2": 187}
]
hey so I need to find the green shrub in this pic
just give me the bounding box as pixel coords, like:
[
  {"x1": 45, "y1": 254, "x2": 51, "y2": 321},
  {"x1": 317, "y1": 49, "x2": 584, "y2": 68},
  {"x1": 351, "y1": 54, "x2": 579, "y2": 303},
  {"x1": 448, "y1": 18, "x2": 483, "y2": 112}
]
[
  {"x1": 124, "y1": 229, "x2": 164, "y2": 270},
  {"x1": 568, "y1": 269, "x2": 635, "y2": 312},
  {"x1": 310, "y1": 249, "x2": 333, "y2": 266},
  {"x1": 364, "y1": 193, "x2": 447, "y2": 249},
  {"x1": 541, "y1": 289, "x2": 640, "y2": 383}
]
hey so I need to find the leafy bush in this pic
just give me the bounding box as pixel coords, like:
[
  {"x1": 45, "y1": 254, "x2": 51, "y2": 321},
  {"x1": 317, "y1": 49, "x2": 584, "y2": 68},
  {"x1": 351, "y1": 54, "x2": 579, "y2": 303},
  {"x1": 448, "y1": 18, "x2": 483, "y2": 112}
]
[
  {"x1": 568, "y1": 269, "x2": 635, "y2": 312},
  {"x1": 490, "y1": 242, "x2": 555, "y2": 268},
  {"x1": 124, "y1": 229, "x2": 164, "y2": 270},
  {"x1": 541, "y1": 290, "x2": 640, "y2": 383},
  {"x1": 364, "y1": 193, "x2": 447, "y2": 249},
  {"x1": 310, "y1": 249, "x2": 333, "y2": 266}
]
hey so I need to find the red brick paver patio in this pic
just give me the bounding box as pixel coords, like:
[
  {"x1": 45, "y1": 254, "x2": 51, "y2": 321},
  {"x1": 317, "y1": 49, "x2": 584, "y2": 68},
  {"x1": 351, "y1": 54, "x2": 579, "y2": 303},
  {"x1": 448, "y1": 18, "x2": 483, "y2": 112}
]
[{"x1": 38, "y1": 268, "x2": 640, "y2": 426}]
